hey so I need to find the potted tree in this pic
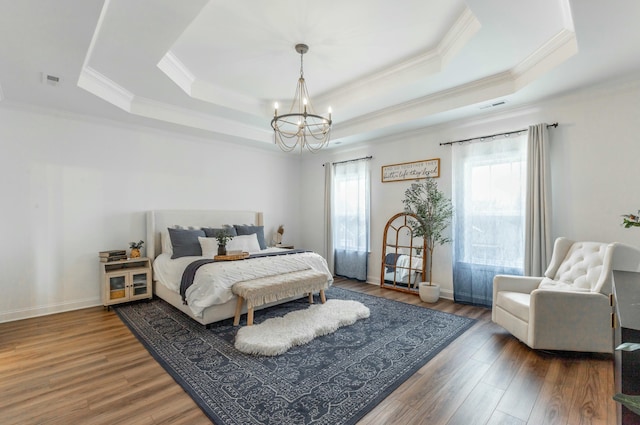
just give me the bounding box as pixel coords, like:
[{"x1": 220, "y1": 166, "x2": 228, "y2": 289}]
[{"x1": 402, "y1": 178, "x2": 453, "y2": 303}]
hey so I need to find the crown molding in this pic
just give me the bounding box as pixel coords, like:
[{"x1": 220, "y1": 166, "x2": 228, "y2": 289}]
[
  {"x1": 512, "y1": 28, "x2": 577, "y2": 89},
  {"x1": 77, "y1": 66, "x2": 134, "y2": 111},
  {"x1": 157, "y1": 51, "x2": 195, "y2": 96},
  {"x1": 159, "y1": 51, "x2": 265, "y2": 117},
  {"x1": 333, "y1": 71, "x2": 515, "y2": 141},
  {"x1": 313, "y1": 6, "x2": 481, "y2": 109},
  {"x1": 437, "y1": 7, "x2": 482, "y2": 66},
  {"x1": 130, "y1": 96, "x2": 271, "y2": 144},
  {"x1": 332, "y1": 26, "x2": 577, "y2": 144}
]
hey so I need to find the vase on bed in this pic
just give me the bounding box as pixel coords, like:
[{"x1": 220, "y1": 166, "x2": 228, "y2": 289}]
[{"x1": 218, "y1": 244, "x2": 227, "y2": 256}]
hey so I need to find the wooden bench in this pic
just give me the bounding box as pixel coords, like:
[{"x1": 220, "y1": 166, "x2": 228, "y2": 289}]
[{"x1": 232, "y1": 269, "x2": 328, "y2": 326}]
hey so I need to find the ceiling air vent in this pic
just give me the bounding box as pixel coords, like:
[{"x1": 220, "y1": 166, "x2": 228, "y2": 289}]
[
  {"x1": 479, "y1": 100, "x2": 506, "y2": 110},
  {"x1": 41, "y1": 72, "x2": 62, "y2": 86}
]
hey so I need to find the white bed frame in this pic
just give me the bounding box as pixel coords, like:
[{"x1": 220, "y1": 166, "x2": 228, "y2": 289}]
[{"x1": 146, "y1": 209, "x2": 300, "y2": 326}]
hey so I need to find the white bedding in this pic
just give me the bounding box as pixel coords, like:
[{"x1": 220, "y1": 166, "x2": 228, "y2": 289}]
[{"x1": 153, "y1": 248, "x2": 333, "y2": 317}]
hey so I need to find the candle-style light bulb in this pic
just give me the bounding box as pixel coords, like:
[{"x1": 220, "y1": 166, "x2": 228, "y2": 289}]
[
  {"x1": 303, "y1": 98, "x2": 307, "y2": 114},
  {"x1": 274, "y1": 102, "x2": 279, "y2": 116}
]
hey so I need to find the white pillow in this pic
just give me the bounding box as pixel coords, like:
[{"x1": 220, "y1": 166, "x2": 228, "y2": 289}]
[
  {"x1": 227, "y1": 233, "x2": 261, "y2": 253},
  {"x1": 161, "y1": 229, "x2": 173, "y2": 256},
  {"x1": 199, "y1": 234, "x2": 262, "y2": 257},
  {"x1": 198, "y1": 237, "x2": 218, "y2": 258}
]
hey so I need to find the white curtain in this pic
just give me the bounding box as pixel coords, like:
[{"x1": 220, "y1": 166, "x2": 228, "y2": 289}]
[
  {"x1": 452, "y1": 133, "x2": 527, "y2": 307},
  {"x1": 525, "y1": 124, "x2": 552, "y2": 276},
  {"x1": 324, "y1": 162, "x2": 335, "y2": 274},
  {"x1": 328, "y1": 159, "x2": 371, "y2": 281}
]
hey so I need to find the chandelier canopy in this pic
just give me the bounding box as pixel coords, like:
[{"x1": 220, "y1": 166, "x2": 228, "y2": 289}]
[{"x1": 271, "y1": 44, "x2": 332, "y2": 153}]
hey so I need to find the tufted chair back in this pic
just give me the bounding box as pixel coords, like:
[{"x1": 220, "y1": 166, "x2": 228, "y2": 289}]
[{"x1": 539, "y1": 238, "x2": 613, "y2": 294}]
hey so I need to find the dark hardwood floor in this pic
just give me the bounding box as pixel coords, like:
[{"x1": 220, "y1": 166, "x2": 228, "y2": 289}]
[{"x1": 0, "y1": 277, "x2": 615, "y2": 424}]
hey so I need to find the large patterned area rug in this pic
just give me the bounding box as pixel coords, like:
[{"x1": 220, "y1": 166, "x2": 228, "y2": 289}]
[{"x1": 115, "y1": 286, "x2": 476, "y2": 425}]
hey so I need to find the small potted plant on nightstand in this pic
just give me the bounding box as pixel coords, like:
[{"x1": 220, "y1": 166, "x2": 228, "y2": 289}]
[
  {"x1": 214, "y1": 230, "x2": 234, "y2": 256},
  {"x1": 402, "y1": 178, "x2": 453, "y2": 303},
  {"x1": 129, "y1": 240, "x2": 144, "y2": 258}
]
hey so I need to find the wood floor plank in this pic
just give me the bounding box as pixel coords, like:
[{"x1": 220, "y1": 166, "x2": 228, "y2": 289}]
[
  {"x1": 445, "y1": 382, "x2": 505, "y2": 425},
  {"x1": 494, "y1": 349, "x2": 550, "y2": 421},
  {"x1": 0, "y1": 278, "x2": 616, "y2": 425}
]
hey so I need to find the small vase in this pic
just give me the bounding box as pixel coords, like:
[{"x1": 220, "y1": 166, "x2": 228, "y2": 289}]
[
  {"x1": 218, "y1": 245, "x2": 227, "y2": 256},
  {"x1": 130, "y1": 248, "x2": 141, "y2": 258}
]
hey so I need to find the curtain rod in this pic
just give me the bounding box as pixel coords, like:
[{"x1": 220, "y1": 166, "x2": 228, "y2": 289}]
[
  {"x1": 440, "y1": 122, "x2": 558, "y2": 146},
  {"x1": 323, "y1": 156, "x2": 373, "y2": 166}
]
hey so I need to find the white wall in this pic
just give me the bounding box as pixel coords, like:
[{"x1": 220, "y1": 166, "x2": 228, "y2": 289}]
[
  {"x1": 299, "y1": 74, "x2": 640, "y2": 299},
  {"x1": 0, "y1": 105, "x2": 301, "y2": 322},
  {"x1": 2, "y1": 74, "x2": 638, "y2": 321}
]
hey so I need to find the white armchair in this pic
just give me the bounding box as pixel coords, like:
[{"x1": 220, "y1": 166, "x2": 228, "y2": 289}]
[{"x1": 492, "y1": 237, "x2": 638, "y2": 353}]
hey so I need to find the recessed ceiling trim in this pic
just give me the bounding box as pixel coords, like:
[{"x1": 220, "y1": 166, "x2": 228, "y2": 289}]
[
  {"x1": 77, "y1": 66, "x2": 134, "y2": 111},
  {"x1": 331, "y1": 26, "x2": 576, "y2": 144},
  {"x1": 512, "y1": 28, "x2": 578, "y2": 89},
  {"x1": 157, "y1": 51, "x2": 195, "y2": 96},
  {"x1": 333, "y1": 71, "x2": 515, "y2": 141},
  {"x1": 437, "y1": 7, "x2": 483, "y2": 66},
  {"x1": 313, "y1": 6, "x2": 480, "y2": 112},
  {"x1": 130, "y1": 96, "x2": 271, "y2": 144},
  {"x1": 160, "y1": 51, "x2": 265, "y2": 117}
]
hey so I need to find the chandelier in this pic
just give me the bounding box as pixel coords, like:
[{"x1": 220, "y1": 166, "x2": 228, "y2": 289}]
[{"x1": 271, "y1": 44, "x2": 332, "y2": 153}]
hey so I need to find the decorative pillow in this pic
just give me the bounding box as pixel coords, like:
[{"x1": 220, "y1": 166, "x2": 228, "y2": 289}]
[
  {"x1": 198, "y1": 237, "x2": 219, "y2": 258},
  {"x1": 384, "y1": 253, "x2": 401, "y2": 273},
  {"x1": 202, "y1": 226, "x2": 237, "y2": 238},
  {"x1": 168, "y1": 227, "x2": 206, "y2": 259},
  {"x1": 227, "y1": 233, "x2": 261, "y2": 253},
  {"x1": 161, "y1": 229, "x2": 173, "y2": 256},
  {"x1": 234, "y1": 225, "x2": 267, "y2": 250}
]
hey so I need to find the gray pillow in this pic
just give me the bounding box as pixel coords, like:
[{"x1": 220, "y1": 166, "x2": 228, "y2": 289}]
[
  {"x1": 202, "y1": 226, "x2": 237, "y2": 238},
  {"x1": 168, "y1": 228, "x2": 206, "y2": 259},
  {"x1": 234, "y1": 225, "x2": 267, "y2": 250}
]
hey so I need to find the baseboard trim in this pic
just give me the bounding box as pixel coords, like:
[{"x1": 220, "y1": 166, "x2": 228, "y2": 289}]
[
  {"x1": 363, "y1": 280, "x2": 454, "y2": 301},
  {"x1": 0, "y1": 297, "x2": 102, "y2": 323}
]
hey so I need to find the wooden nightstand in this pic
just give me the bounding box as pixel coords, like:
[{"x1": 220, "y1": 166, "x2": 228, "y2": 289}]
[{"x1": 100, "y1": 257, "x2": 152, "y2": 308}]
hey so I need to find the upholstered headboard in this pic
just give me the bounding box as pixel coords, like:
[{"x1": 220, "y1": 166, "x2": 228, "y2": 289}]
[{"x1": 146, "y1": 210, "x2": 264, "y2": 260}]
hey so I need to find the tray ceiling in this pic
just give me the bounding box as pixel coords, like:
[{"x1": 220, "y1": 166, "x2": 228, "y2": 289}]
[{"x1": 1, "y1": 0, "x2": 639, "y2": 150}]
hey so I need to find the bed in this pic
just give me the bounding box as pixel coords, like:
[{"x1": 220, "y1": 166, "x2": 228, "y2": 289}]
[{"x1": 146, "y1": 209, "x2": 333, "y2": 325}]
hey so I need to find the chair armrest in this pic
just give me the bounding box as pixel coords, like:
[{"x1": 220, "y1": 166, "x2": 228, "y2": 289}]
[
  {"x1": 529, "y1": 289, "x2": 611, "y2": 351},
  {"x1": 493, "y1": 275, "x2": 542, "y2": 294}
]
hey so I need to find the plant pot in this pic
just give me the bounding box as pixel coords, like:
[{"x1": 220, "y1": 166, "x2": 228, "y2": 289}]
[
  {"x1": 130, "y1": 248, "x2": 141, "y2": 258},
  {"x1": 419, "y1": 282, "x2": 440, "y2": 303},
  {"x1": 218, "y1": 245, "x2": 227, "y2": 256}
]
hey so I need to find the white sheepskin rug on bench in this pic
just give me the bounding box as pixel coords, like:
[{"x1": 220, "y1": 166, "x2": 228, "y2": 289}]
[{"x1": 234, "y1": 299, "x2": 370, "y2": 356}]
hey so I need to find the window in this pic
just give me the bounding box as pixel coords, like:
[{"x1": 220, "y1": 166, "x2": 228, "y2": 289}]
[
  {"x1": 452, "y1": 134, "x2": 527, "y2": 306},
  {"x1": 331, "y1": 159, "x2": 370, "y2": 280}
]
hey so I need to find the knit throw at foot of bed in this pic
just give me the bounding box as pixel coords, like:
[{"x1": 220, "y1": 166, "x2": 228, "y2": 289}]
[{"x1": 235, "y1": 299, "x2": 370, "y2": 356}]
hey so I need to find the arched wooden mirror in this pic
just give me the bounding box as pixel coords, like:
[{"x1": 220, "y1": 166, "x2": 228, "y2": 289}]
[{"x1": 380, "y1": 212, "x2": 427, "y2": 294}]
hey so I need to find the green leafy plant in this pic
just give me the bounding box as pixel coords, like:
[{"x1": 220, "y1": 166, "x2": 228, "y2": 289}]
[
  {"x1": 614, "y1": 393, "x2": 640, "y2": 416},
  {"x1": 402, "y1": 178, "x2": 454, "y2": 285},
  {"x1": 622, "y1": 210, "x2": 640, "y2": 228},
  {"x1": 214, "y1": 230, "x2": 234, "y2": 246},
  {"x1": 129, "y1": 240, "x2": 144, "y2": 249}
]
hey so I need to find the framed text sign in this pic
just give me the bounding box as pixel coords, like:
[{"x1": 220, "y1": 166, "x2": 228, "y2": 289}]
[{"x1": 381, "y1": 158, "x2": 440, "y2": 182}]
